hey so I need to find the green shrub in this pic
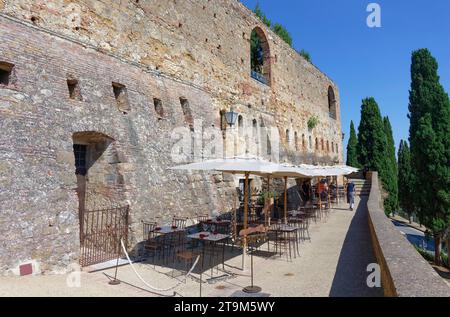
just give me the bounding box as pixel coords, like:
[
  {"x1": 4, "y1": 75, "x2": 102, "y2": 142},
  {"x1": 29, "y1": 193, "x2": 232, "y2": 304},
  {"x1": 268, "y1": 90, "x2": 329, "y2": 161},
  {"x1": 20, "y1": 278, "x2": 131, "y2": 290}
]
[
  {"x1": 414, "y1": 246, "x2": 434, "y2": 262},
  {"x1": 299, "y1": 49, "x2": 311, "y2": 62},
  {"x1": 441, "y1": 251, "x2": 449, "y2": 269},
  {"x1": 415, "y1": 246, "x2": 450, "y2": 269},
  {"x1": 308, "y1": 116, "x2": 319, "y2": 131}
]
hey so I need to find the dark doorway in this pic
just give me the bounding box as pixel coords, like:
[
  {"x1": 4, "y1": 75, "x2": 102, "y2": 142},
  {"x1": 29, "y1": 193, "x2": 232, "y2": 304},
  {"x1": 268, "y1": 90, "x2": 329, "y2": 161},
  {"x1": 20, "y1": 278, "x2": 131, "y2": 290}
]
[
  {"x1": 239, "y1": 178, "x2": 253, "y2": 202},
  {"x1": 72, "y1": 132, "x2": 128, "y2": 267},
  {"x1": 73, "y1": 144, "x2": 88, "y2": 241}
]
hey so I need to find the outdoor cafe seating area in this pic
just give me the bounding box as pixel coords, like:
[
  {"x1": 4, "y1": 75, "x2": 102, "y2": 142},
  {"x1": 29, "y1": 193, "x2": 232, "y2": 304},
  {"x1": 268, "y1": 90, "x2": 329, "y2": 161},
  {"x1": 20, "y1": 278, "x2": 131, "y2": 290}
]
[
  {"x1": 135, "y1": 157, "x2": 358, "y2": 294},
  {"x1": 140, "y1": 186, "x2": 344, "y2": 276}
]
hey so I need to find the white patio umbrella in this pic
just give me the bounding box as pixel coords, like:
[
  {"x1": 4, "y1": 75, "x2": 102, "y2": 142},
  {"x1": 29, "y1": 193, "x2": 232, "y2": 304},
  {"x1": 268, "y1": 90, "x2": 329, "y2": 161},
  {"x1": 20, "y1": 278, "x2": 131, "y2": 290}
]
[
  {"x1": 171, "y1": 159, "x2": 358, "y2": 227},
  {"x1": 170, "y1": 156, "x2": 286, "y2": 280},
  {"x1": 170, "y1": 156, "x2": 280, "y2": 177},
  {"x1": 297, "y1": 164, "x2": 359, "y2": 177},
  {"x1": 170, "y1": 156, "x2": 282, "y2": 228}
]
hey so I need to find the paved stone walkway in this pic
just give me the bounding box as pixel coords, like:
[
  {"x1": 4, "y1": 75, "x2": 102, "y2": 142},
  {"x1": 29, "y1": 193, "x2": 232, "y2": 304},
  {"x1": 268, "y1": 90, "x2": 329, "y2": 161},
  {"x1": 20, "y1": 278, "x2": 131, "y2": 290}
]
[{"x1": 0, "y1": 198, "x2": 383, "y2": 297}]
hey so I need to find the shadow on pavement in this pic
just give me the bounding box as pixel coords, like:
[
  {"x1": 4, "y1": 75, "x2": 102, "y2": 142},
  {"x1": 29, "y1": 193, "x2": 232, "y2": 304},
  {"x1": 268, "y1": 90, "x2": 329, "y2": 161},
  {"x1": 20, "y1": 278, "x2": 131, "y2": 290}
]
[{"x1": 329, "y1": 197, "x2": 384, "y2": 297}]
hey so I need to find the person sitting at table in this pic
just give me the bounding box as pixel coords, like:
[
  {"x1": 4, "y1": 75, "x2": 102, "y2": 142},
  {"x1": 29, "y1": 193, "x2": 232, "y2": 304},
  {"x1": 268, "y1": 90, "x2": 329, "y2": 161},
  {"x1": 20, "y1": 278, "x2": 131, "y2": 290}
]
[{"x1": 316, "y1": 179, "x2": 328, "y2": 202}]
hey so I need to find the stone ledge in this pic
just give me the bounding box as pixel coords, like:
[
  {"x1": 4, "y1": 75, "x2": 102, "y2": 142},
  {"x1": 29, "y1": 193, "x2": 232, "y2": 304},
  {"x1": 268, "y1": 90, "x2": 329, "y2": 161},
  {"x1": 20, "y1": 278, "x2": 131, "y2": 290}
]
[{"x1": 367, "y1": 172, "x2": 450, "y2": 297}]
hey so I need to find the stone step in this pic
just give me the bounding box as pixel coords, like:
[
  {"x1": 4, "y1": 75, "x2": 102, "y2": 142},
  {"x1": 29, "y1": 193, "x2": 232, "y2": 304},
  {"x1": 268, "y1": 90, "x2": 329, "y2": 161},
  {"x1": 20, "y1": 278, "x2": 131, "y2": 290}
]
[{"x1": 82, "y1": 257, "x2": 143, "y2": 273}]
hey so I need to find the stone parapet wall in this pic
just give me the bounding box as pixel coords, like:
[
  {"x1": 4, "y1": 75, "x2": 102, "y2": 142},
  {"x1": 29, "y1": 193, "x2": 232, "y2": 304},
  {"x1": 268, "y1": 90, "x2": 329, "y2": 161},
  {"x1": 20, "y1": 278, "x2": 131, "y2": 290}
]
[{"x1": 367, "y1": 172, "x2": 450, "y2": 297}]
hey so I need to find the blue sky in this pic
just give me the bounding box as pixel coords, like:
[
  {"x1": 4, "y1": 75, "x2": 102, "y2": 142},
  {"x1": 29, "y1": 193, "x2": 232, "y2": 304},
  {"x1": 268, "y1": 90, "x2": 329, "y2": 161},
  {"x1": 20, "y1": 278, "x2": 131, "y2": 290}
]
[{"x1": 240, "y1": 0, "x2": 450, "y2": 158}]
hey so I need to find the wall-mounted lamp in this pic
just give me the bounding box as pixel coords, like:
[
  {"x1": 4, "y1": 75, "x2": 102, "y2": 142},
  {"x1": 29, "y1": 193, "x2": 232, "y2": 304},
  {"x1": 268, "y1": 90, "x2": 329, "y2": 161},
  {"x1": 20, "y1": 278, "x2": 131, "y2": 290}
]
[{"x1": 225, "y1": 107, "x2": 239, "y2": 127}]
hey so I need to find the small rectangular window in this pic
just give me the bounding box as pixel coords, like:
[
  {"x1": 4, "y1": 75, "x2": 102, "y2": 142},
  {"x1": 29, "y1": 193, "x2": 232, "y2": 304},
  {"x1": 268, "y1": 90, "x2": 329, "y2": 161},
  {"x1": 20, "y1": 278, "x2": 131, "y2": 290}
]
[
  {"x1": 0, "y1": 62, "x2": 14, "y2": 86},
  {"x1": 73, "y1": 144, "x2": 88, "y2": 176},
  {"x1": 180, "y1": 97, "x2": 193, "y2": 126},
  {"x1": 153, "y1": 98, "x2": 164, "y2": 119},
  {"x1": 67, "y1": 79, "x2": 82, "y2": 101},
  {"x1": 112, "y1": 82, "x2": 130, "y2": 114}
]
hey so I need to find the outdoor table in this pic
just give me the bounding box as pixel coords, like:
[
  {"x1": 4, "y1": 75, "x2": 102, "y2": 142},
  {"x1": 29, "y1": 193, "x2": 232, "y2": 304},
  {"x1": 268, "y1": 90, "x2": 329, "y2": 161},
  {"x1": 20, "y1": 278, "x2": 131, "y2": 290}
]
[
  {"x1": 151, "y1": 226, "x2": 186, "y2": 264},
  {"x1": 153, "y1": 226, "x2": 186, "y2": 235},
  {"x1": 301, "y1": 205, "x2": 319, "y2": 223},
  {"x1": 199, "y1": 220, "x2": 231, "y2": 234},
  {"x1": 187, "y1": 232, "x2": 230, "y2": 296},
  {"x1": 289, "y1": 210, "x2": 307, "y2": 217},
  {"x1": 269, "y1": 225, "x2": 299, "y2": 259},
  {"x1": 187, "y1": 232, "x2": 230, "y2": 273},
  {"x1": 199, "y1": 219, "x2": 231, "y2": 225}
]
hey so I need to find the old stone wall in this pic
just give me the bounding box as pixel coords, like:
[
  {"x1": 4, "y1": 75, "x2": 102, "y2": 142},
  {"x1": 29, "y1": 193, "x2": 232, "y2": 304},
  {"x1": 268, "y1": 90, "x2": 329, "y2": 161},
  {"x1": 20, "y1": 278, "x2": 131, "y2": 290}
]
[{"x1": 0, "y1": 0, "x2": 343, "y2": 274}]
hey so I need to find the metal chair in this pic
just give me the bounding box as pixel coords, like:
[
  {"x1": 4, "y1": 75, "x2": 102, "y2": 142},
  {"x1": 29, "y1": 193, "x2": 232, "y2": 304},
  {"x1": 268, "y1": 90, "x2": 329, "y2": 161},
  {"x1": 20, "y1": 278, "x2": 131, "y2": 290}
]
[
  {"x1": 142, "y1": 221, "x2": 157, "y2": 241},
  {"x1": 143, "y1": 222, "x2": 162, "y2": 265},
  {"x1": 197, "y1": 214, "x2": 209, "y2": 223},
  {"x1": 172, "y1": 217, "x2": 187, "y2": 229}
]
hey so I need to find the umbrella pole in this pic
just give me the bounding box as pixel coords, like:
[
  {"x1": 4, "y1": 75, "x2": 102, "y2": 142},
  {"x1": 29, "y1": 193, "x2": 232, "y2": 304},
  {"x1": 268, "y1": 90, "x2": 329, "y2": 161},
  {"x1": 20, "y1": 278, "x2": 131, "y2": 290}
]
[
  {"x1": 266, "y1": 176, "x2": 271, "y2": 227},
  {"x1": 284, "y1": 176, "x2": 288, "y2": 225},
  {"x1": 233, "y1": 191, "x2": 237, "y2": 243},
  {"x1": 318, "y1": 177, "x2": 323, "y2": 216},
  {"x1": 242, "y1": 172, "x2": 249, "y2": 270}
]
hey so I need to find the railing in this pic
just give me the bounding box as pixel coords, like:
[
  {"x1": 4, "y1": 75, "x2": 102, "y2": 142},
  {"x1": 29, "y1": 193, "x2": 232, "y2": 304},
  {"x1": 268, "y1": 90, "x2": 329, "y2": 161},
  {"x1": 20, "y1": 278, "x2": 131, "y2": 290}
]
[
  {"x1": 251, "y1": 70, "x2": 269, "y2": 86},
  {"x1": 367, "y1": 172, "x2": 450, "y2": 297},
  {"x1": 80, "y1": 205, "x2": 129, "y2": 267}
]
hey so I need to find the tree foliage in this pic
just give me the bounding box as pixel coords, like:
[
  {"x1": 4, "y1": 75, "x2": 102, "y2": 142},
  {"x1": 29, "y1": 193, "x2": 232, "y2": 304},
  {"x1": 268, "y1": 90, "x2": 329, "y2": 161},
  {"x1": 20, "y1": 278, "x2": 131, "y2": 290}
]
[
  {"x1": 346, "y1": 120, "x2": 359, "y2": 168},
  {"x1": 298, "y1": 49, "x2": 311, "y2": 63},
  {"x1": 250, "y1": 30, "x2": 263, "y2": 73},
  {"x1": 272, "y1": 23, "x2": 293, "y2": 47},
  {"x1": 408, "y1": 49, "x2": 450, "y2": 246},
  {"x1": 253, "y1": 3, "x2": 293, "y2": 47},
  {"x1": 397, "y1": 140, "x2": 414, "y2": 218},
  {"x1": 254, "y1": 2, "x2": 271, "y2": 28},
  {"x1": 383, "y1": 116, "x2": 399, "y2": 213},
  {"x1": 357, "y1": 97, "x2": 394, "y2": 214}
]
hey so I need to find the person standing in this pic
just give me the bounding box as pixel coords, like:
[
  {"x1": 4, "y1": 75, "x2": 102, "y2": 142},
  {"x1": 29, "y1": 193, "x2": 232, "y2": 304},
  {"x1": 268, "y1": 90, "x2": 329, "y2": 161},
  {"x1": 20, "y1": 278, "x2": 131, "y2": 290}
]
[{"x1": 347, "y1": 180, "x2": 356, "y2": 211}]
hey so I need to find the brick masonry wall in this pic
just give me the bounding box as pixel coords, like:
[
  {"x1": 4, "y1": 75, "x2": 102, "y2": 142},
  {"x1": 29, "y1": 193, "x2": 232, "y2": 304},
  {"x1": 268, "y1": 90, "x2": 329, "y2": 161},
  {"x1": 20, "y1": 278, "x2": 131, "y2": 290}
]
[{"x1": 0, "y1": 0, "x2": 343, "y2": 274}]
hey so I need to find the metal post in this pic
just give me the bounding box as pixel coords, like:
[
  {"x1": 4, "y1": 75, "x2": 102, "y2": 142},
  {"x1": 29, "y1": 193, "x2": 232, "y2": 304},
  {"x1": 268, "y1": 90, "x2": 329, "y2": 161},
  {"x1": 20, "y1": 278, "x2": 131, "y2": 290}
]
[
  {"x1": 243, "y1": 240, "x2": 261, "y2": 293},
  {"x1": 242, "y1": 172, "x2": 249, "y2": 270},
  {"x1": 284, "y1": 176, "x2": 288, "y2": 225},
  {"x1": 108, "y1": 236, "x2": 121, "y2": 285},
  {"x1": 266, "y1": 176, "x2": 271, "y2": 227}
]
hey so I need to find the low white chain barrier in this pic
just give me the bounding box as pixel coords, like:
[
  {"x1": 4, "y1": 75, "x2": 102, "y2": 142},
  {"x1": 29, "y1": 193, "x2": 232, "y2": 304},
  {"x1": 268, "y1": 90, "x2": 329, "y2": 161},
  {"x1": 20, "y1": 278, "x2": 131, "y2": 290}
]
[{"x1": 120, "y1": 238, "x2": 200, "y2": 292}]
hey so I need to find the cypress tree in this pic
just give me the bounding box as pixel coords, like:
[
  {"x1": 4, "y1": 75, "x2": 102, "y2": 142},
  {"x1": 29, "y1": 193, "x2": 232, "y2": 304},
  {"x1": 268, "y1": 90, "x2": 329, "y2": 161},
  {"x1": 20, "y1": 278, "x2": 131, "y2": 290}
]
[
  {"x1": 408, "y1": 48, "x2": 450, "y2": 265},
  {"x1": 383, "y1": 116, "x2": 399, "y2": 214},
  {"x1": 346, "y1": 120, "x2": 359, "y2": 168},
  {"x1": 357, "y1": 97, "x2": 392, "y2": 214},
  {"x1": 397, "y1": 140, "x2": 414, "y2": 221}
]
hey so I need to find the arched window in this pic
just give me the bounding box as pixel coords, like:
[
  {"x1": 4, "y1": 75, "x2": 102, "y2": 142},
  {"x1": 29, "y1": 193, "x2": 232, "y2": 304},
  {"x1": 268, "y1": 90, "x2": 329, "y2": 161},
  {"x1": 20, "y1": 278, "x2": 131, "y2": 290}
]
[
  {"x1": 294, "y1": 132, "x2": 299, "y2": 151},
  {"x1": 302, "y1": 134, "x2": 306, "y2": 150},
  {"x1": 332, "y1": 142, "x2": 334, "y2": 153},
  {"x1": 321, "y1": 139, "x2": 324, "y2": 151},
  {"x1": 250, "y1": 27, "x2": 271, "y2": 86},
  {"x1": 326, "y1": 141, "x2": 330, "y2": 152},
  {"x1": 336, "y1": 144, "x2": 339, "y2": 154},
  {"x1": 328, "y1": 86, "x2": 337, "y2": 119},
  {"x1": 286, "y1": 129, "x2": 290, "y2": 145},
  {"x1": 315, "y1": 138, "x2": 319, "y2": 150},
  {"x1": 309, "y1": 136, "x2": 312, "y2": 149},
  {"x1": 252, "y1": 119, "x2": 258, "y2": 137}
]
